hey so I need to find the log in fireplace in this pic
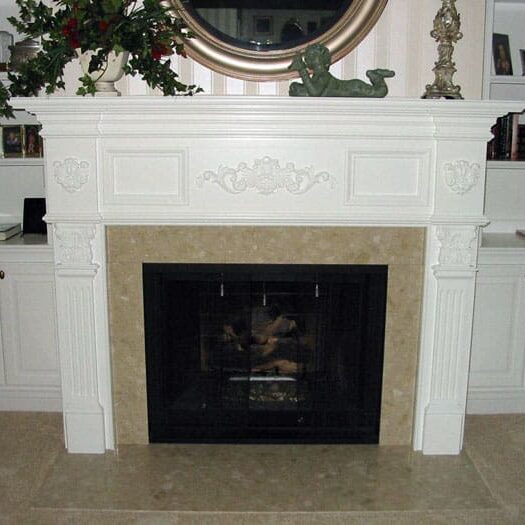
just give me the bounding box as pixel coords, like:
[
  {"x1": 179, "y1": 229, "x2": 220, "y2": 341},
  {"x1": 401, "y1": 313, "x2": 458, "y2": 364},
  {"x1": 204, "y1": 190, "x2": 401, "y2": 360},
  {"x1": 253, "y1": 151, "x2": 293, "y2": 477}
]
[{"x1": 144, "y1": 263, "x2": 387, "y2": 443}]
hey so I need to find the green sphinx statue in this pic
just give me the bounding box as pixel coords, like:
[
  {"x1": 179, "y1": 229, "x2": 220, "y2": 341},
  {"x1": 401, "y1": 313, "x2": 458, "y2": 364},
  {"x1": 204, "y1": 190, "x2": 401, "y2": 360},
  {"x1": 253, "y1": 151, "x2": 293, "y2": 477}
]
[{"x1": 288, "y1": 43, "x2": 395, "y2": 98}]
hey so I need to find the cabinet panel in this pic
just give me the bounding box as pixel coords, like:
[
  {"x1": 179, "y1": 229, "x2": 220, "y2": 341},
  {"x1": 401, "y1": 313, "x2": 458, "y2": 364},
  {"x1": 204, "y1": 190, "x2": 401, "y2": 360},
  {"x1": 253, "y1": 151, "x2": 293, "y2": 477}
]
[
  {"x1": 470, "y1": 267, "x2": 525, "y2": 387},
  {"x1": 0, "y1": 262, "x2": 59, "y2": 387},
  {"x1": 0, "y1": 304, "x2": 5, "y2": 386},
  {"x1": 468, "y1": 261, "x2": 525, "y2": 414}
]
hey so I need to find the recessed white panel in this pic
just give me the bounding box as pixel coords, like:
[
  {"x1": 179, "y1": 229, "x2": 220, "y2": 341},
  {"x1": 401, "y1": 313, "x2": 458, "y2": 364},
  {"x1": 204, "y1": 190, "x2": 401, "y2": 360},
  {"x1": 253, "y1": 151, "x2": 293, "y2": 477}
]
[
  {"x1": 470, "y1": 270, "x2": 525, "y2": 389},
  {"x1": 113, "y1": 158, "x2": 179, "y2": 195},
  {"x1": 103, "y1": 150, "x2": 188, "y2": 208},
  {"x1": 471, "y1": 280, "x2": 515, "y2": 375},
  {"x1": 353, "y1": 157, "x2": 419, "y2": 195},
  {"x1": 16, "y1": 280, "x2": 58, "y2": 374},
  {"x1": 2, "y1": 270, "x2": 59, "y2": 387},
  {"x1": 345, "y1": 149, "x2": 431, "y2": 208}
]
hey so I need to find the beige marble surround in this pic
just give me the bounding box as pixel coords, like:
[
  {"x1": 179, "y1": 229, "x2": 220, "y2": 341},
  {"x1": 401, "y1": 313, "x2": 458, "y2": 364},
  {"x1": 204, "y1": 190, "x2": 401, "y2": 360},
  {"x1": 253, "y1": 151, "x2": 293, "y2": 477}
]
[{"x1": 107, "y1": 226, "x2": 425, "y2": 446}]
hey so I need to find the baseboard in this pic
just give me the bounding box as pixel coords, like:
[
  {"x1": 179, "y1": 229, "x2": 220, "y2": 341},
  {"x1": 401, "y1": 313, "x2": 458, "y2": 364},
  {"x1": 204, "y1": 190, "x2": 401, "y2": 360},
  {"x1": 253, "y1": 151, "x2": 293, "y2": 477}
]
[
  {"x1": 0, "y1": 385, "x2": 62, "y2": 412},
  {"x1": 467, "y1": 387, "x2": 525, "y2": 414}
]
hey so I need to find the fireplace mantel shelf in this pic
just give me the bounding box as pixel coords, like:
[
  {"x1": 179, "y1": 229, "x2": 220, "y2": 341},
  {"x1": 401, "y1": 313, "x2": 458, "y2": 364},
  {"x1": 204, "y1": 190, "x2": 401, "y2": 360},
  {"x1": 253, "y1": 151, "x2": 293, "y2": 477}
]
[
  {"x1": 17, "y1": 95, "x2": 523, "y2": 455},
  {"x1": 14, "y1": 96, "x2": 522, "y2": 141},
  {"x1": 14, "y1": 94, "x2": 521, "y2": 113}
]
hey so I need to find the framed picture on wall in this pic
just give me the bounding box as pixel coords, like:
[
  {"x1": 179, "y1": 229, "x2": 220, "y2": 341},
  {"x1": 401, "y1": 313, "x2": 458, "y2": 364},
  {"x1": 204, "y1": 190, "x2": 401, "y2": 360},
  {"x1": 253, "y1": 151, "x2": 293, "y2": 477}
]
[
  {"x1": 2, "y1": 125, "x2": 23, "y2": 158},
  {"x1": 493, "y1": 33, "x2": 513, "y2": 75},
  {"x1": 520, "y1": 49, "x2": 525, "y2": 76},
  {"x1": 23, "y1": 125, "x2": 43, "y2": 157}
]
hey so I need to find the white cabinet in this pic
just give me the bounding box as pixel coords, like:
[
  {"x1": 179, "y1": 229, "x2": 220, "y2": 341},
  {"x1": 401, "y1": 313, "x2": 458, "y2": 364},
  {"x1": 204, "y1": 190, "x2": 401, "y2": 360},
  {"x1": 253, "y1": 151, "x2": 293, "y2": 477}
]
[
  {"x1": 0, "y1": 111, "x2": 57, "y2": 410},
  {"x1": 468, "y1": 234, "x2": 525, "y2": 414},
  {"x1": 470, "y1": 1, "x2": 525, "y2": 413},
  {"x1": 0, "y1": 239, "x2": 61, "y2": 411}
]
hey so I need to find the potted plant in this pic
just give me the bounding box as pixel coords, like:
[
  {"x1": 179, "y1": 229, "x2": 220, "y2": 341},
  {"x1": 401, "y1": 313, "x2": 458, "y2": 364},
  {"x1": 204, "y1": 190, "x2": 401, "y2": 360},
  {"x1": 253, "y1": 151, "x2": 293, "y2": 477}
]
[{"x1": 0, "y1": 0, "x2": 201, "y2": 118}]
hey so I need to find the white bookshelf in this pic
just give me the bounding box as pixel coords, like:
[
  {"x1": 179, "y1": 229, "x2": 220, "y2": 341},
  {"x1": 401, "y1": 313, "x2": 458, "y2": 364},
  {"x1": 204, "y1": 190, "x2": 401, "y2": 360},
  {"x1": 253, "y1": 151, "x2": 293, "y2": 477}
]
[
  {"x1": 470, "y1": 1, "x2": 525, "y2": 416},
  {"x1": 484, "y1": 0, "x2": 525, "y2": 100},
  {"x1": 0, "y1": 157, "x2": 43, "y2": 166}
]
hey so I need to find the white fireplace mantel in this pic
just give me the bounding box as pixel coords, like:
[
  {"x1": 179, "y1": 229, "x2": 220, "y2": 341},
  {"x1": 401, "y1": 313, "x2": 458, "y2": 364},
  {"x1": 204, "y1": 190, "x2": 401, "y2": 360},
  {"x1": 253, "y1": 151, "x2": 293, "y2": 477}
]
[{"x1": 15, "y1": 96, "x2": 523, "y2": 454}]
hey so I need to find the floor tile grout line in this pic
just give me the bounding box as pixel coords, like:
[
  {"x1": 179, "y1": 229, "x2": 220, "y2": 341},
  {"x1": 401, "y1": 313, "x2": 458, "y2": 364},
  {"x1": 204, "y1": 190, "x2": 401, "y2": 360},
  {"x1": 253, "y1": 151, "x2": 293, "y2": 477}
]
[{"x1": 463, "y1": 445, "x2": 518, "y2": 519}]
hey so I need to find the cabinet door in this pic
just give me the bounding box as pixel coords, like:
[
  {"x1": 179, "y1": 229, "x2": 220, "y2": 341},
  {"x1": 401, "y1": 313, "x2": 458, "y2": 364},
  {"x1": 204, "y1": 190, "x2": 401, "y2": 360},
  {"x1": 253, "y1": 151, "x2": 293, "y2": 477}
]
[
  {"x1": 0, "y1": 261, "x2": 59, "y2": 387},
  {"x1": 470, "y1": 265, "x2": 525, "y2": 389},
  {"x1": 0, "y1": 296, "x2": 5, "y2": 385}
]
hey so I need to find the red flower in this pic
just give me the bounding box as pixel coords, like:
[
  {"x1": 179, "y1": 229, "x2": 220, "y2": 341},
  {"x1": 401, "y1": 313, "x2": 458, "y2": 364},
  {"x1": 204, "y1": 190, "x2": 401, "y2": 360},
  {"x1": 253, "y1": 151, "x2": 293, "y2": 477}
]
[
  {"x1": 68, "y1": 35, "x2": 80, "y2": 49},
  {"x1": 151, "y1": 48, "x2": 162, "y2": 60},
  {"x1": 63, "y1": 18, "x2": 77, "y2": 35},
  {"x1": 151, "y1": 44, "x2": 171, "y2": 60},
  {"x1": 99, "y1": 20, "x2": 109, "y2": 32},
  {"x1": 67, "y1": 18, "x2": 78, "y2": 30}
]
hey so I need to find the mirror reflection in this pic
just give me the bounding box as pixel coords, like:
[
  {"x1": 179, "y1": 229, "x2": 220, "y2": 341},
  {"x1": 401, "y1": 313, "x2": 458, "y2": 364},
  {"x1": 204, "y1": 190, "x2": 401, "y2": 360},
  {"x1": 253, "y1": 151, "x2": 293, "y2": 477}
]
[{"x1": 185, "y1": 0, "x2": 352, "y2": 51}]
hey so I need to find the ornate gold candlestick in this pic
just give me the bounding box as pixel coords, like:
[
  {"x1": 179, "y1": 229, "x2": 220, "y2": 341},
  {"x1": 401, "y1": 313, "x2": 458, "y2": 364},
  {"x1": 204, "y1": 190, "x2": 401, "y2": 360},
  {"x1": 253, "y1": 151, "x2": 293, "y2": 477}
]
[{"x1": 422, "y1": 0, "x2": 463, "y2": 99}]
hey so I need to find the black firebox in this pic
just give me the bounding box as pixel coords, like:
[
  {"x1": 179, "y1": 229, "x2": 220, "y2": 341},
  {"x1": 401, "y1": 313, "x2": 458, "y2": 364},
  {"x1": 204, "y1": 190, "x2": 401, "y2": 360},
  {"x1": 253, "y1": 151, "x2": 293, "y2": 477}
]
[{"x1": 143, "y1": 263, "x2": 387, "y2": 444}]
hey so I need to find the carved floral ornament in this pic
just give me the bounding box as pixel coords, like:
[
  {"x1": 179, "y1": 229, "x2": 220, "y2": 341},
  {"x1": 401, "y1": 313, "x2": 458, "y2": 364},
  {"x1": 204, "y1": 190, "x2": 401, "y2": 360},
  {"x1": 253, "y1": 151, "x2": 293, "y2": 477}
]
[
  {"x1": 436, "y1": 225, "x2": 478, "y2": 267},
  {"x1": 442, "y1": 160, "x2": 480, "y2": 195},
  {"x1": 196, "y1": 156, "x2": 334, "y2": 196},
  {"x1": 54, "y1": 225, "x2": 96, "y2": 267},
  {"x1": 53, "y1": 157, "x2": 90, "y2": 193}
]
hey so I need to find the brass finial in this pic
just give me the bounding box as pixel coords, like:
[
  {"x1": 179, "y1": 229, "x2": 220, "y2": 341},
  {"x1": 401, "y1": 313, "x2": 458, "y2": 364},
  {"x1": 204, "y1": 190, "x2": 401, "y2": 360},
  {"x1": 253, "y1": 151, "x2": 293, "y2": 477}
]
[{"x1": 422, "y1": 0, "x2": 463, "y2": 99}]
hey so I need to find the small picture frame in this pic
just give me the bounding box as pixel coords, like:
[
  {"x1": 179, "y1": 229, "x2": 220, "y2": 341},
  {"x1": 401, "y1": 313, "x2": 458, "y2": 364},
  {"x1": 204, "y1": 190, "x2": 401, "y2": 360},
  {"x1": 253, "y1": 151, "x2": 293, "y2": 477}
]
[
  {"x1": 493, "y1": 33, "x2": 513, "y2": 75},
  {"x1": 23, "y1": 124, "x2": 42, "y2": 157},
  {"x1": 2, "y1": 125, "x2": 23, "y2": 157},
  {"x1": 254, "y1": 16, "x2": 272, "y2": 36},
  {"x1": 520, "y1": 49, "x2": 525, "y2": 76}
]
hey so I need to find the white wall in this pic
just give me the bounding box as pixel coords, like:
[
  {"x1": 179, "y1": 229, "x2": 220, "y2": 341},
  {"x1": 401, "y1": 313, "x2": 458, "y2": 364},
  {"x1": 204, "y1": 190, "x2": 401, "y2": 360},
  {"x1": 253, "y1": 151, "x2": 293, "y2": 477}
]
[
  {"x1": 0, "y1": 0, "x2": 19, "y2": 37},
  {"x1": 0, "y1": 0, "x2": 486, "y2": 98}
]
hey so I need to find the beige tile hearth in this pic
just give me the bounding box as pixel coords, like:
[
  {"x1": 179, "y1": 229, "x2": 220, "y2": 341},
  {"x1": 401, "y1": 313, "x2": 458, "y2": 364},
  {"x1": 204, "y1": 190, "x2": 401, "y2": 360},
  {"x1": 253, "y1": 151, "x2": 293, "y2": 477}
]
[
  {"x1": 33, "y1": 445, "x2": 493, "y2": 513},
  {"x1": 1, "y1": 412, "x2": 524, "y2": 524}
]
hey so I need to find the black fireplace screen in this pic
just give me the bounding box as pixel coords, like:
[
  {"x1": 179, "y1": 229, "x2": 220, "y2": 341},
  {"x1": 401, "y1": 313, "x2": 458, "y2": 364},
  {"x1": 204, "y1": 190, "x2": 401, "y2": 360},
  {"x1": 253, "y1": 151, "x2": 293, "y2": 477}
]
[{"x1": 143, "y1": 263, "x2": 387, "y2": 443}]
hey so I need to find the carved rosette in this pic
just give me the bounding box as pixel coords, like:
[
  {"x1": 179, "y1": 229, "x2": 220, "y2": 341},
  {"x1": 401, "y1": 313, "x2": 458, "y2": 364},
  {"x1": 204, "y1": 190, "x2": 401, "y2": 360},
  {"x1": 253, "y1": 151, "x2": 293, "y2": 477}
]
[
  {"x1": 54, "y1": 158, "x2": 90, "y2": 193},
  {"x1": 54, "y1": 225, "x2": 96, "y2": 267},
  {"x1": 436, "y1": 225, "x2": 478, "y2": 267},
  {"x1": 443, "y1": 161, "x2": 480, "y2": 195},
  {"x1": 196, "y1": 156, "x2": 333, "y2": 195}
]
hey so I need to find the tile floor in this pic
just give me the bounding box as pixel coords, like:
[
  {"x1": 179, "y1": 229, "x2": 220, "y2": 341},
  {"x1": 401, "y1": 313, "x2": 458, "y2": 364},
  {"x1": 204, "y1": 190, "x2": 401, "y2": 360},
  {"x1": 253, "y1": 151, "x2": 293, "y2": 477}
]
[{"x1": 0, "y1": 412, "x2": 523, "y2": 524}]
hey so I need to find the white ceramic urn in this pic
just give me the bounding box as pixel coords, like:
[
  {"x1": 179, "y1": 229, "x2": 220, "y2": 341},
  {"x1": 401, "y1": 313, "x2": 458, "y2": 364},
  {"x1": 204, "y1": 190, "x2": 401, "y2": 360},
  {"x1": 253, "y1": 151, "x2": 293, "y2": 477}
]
[{"x1": 77, "y1": 49, "x2": 130, "y2": 96}]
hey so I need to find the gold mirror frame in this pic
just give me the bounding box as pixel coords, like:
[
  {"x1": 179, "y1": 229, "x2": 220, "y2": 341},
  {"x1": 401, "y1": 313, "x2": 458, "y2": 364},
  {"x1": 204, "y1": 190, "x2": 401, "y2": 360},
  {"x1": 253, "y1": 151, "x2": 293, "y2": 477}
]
[{"x1": 170, "y1": 0, "x2": 389, "y2": 81}]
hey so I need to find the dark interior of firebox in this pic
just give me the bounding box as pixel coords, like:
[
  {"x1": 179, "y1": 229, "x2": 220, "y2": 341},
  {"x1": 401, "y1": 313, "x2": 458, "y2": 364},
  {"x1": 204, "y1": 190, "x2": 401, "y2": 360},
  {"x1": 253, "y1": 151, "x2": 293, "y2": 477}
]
[{"x1": 143, "y1": 263, "x2": 387, "y2": 443}]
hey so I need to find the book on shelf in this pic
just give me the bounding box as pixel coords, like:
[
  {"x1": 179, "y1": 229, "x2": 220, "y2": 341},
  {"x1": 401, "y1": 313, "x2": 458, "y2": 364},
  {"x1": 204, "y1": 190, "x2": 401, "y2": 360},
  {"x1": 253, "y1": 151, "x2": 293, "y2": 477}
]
[
  {"x1": 517, "y1": 126, "x2": 525, "y2": 160},
  {"x1": 487, "y1": 113, "x2": 524, "y2": 161},
  {"x1": 0, "y1": 223, "x2": 21, "y2": 241}
]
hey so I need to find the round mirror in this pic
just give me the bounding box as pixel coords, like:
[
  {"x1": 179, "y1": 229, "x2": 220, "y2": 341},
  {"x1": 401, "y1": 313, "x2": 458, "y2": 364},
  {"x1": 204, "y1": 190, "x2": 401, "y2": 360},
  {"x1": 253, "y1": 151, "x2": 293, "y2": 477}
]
[{"x1": 170, "y1": 0, "x2": 388, "y2": 80}]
